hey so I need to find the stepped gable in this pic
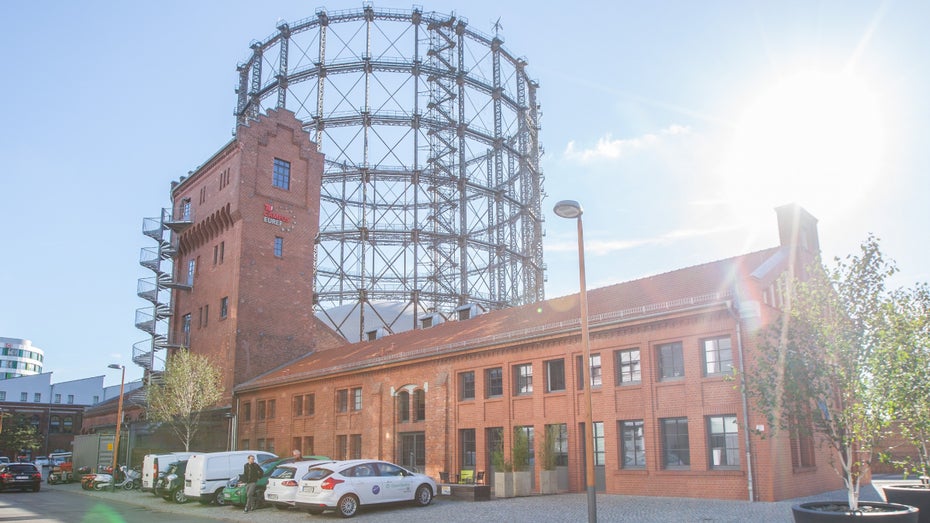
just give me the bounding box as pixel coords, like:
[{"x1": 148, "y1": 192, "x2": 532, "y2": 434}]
[{"x1": 236, "y1": 247, "x2": 780, "y2": 392}]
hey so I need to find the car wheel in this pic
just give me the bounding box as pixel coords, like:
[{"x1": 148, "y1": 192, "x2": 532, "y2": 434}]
[
  {"x1": 173, "y1": 488, "x2": 188, "y2": 504},
  {"x1": 414, "y1": 484, "x2": 432, "y2": 506},
  {"x1": 337, "y1": 494, "x2": 359, "y2": 518},
  {"x1": 214, "y1": 489, "x2": 227, "y2": 506}
]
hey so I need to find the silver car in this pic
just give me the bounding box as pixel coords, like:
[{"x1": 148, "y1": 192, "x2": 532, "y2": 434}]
[
  {"x1": 264, "y1": 459, "x2": 333, "y2": 510},
  {"x1": 294, "y1": 460, "x2": 435, "y2": 518}
]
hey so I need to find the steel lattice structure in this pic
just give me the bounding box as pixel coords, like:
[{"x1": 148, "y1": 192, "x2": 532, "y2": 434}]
[{"x1": 235, "y1": 5, "x2": 544, "y2": 341}]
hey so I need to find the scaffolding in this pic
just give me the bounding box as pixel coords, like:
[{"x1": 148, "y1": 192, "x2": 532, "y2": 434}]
[{"x1": 235, "y1": 5, "x2": 545, "y2": 340}]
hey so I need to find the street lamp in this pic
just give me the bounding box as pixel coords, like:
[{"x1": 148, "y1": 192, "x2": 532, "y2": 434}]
[
  {"x1": 108, "y1": 363, "x2": 125, "y2": 490},
  {"x1": 553, "y1": 199, "x2": 597, "y2": 523}
]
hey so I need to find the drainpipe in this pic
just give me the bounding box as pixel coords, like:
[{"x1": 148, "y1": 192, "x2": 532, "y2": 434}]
[{"x1": 729, "y1": 300, "x2": 755, "y2": 502}]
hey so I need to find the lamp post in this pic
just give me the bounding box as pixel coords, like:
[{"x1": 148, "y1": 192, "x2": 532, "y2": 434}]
[
  {"x1": 108, "y1": 363, "x2": 125, "y2": 490},
  {"x1": 553, "y1": 199, "x2": 597, "y2": 523}
]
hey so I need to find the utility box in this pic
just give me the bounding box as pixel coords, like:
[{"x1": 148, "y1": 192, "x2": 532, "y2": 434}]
[{"x1": 73, "y1": 433, "x2": 115, "y2": 473}]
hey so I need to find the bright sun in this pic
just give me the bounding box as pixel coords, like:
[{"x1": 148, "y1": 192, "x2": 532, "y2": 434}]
[{"x1": 720, "y1": 71, "x2": 885, "y2": 219}]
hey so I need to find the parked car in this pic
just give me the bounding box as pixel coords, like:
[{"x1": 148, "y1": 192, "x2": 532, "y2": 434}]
[
  {"x1": 264, "y1": 459, "x2": 334, "y2": 510},
  {"x1": 154, "y1": 459, "x2": 189, "y2": 503},
  {"x1": 0, "y1": 457, "x2": 9, "y2": 465},
  {"x1": 222, "y1": 455, "x2": 329, "y2": 507},
  {"x1": 32, "y1": 456, "x2": 50, "y2": 468},
  {"x1": 184, "y1": 450, "x2": 276, "y2": 505},
  {"x1": 0, "y1": 462, "x2": 42, "y2": 492},
  {"x1": 141, "y1": 452, "x2": 196, "y2": 493},
  {"x1": 294, "y1": 459, "x2": 435, "y2": 518}
]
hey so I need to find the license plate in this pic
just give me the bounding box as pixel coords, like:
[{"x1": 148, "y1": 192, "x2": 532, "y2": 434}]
[
  {"x1": 267, "y1": 493, "x2": 277, "y2": 500},
  {"x1": 224, "y1": 493, "x2": 232, "y2": 499},
  {"x1": 15, "y1": 476, "x2": 29, "y2": 480},
  {"x1": 302, "y1": 486, "x2": 315, "y2": 493}
]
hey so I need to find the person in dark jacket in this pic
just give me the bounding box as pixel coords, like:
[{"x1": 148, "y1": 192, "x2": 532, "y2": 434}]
[{"x1": 242, "y1": 455, "x2": 264, "y2": 513}]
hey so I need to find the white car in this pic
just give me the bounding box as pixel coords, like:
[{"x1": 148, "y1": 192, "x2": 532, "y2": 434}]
[
  {"x1": 32, "y1": 456, "x2": 49, "y2": 468},
  {"x1": 264, "y1": 459, "x2": 333, "y2": 510},
  {"x1": 294, "y1": 459, "x2": 435, "y2": 518}
]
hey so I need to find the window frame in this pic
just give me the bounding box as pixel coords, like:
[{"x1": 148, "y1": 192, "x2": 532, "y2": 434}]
[
  {"x1": 619, "y1": 420, "x2": 646, "y2": 469},
  {"x1": 485, "y1": 367, "x2": 503, "y2": 398},
  {"x1": 513, "y1": 363, "x2": 533, "y2": 395},
  {"x1": 661, "y1": 417, "x2": 691, "y2": 469},
  {"x1": 707, "y1": 414, "x2": 740, "y2": 469},
  {"x1": 274, "y1": 236, "x2": 284, "y2": 258},
  {"x1": 657, "y1": 342, "x2": 685, "y2": 380},
  {"x1": 545, "y1": 359, "x2": 565, "y2": 392},
  {"x1": 273, "y1": 158, "x2": 291, "y2": 190},
  {"x1": 459, "y1": 371, "x2": 475, "y2": 401},
  {"x1": 702, "y1": 336, "x2": 734, "y2": 376},
  {"x1": 615, "y1": 348, "x2": 641, "y2": 385}
]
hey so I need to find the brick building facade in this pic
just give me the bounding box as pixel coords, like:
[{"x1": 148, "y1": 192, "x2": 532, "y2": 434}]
[
  {"x1": 167, "y1": 108, "x2": 345, "y2": 405},
  {"x1": 233, "y1": 204, "x2": 842, "y2": 501}
]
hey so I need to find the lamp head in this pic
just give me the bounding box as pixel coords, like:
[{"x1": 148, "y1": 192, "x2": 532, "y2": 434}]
[
  {"x1": 553, "y1": 200, "x2": 583, "y2": 219},
  {"x1": 108, "y1": 364, "x2": 124, "y2": 370}
]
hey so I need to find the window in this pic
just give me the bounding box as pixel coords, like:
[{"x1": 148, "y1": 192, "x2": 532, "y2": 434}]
[
  {"x1": 274, "y1": 237, "x2": 284, "y2": 258},
  {"x1": 576, "y1": 353, "x2": 602, "y2": 389},
  {"x1": 54, "y1": 393, "x2": 61, "y2": 404},
  {"x1": 514, "y1": 363, "x2": 533, "y2": 395},
  {"x1": 708, "y1": 415, "x2": 740, "y2": 468},
  {"x1": 268, "y1": 399, "x2": 276, "y2": 419},
  {"x1": 187, "y1": 259, "x2": 195, "y2": 286},
  {"x1": 397, "y1": 391, "x2": 410, "y2": 422},
  {"x1": 257, "y1": 438, "x2": 265, "y2": 451},
  {"x1": 293, "y1": 395, "x2": 303, "y2": 416},
  {"x1": 620, "y1": 420, "x2": 645, "y2": 469},
  {"x1": 0, "y1": 392, "x2": 5, "y2": 401},
  {"x1": 657, "y1": 342, "x2": 684, "y2": 380},
  {"x1": 351, "y1": 387, "x2": 362, "y2": 411},
  {"x1": 413, "y1": 389, "x2": 425, "y2": 421},
  {"x1": 20, "y1": 392, "x2": 27, "y2": 402},
  {"x1": 63, "y1": 416, "x2": 73, "y2": 433},
  {"x1": 303, "y1": 436, "x2": 314, "y2": 455},
  {"x1": 92, "y1": 395, "x2": 99, "y2": 404},
  {"x1": 547, "y1": 423, "x2": 569, "y2": 466},
  {"x1": 49, "y1": 416, "x2": 61, "y2": 433},
  {"x1": 257, "y1": 400, "x2": 267, "y2": 420},
  {"x1": 593, "y1": 422, "x2": 605, "y2": 466},
  {"x1": 242, "y1": 401, "x2": 251, "y2": 422},
  {"x1": 460, "y1": 429, "x2": 476, "y2": 468},
  {"x1": 204, "y1": 304, "x2": 209, "y2": 326},
  {"x1": 661, "y1": 417, "x2": 690, "y2": 468},
  {"x1": 703, "y1": 336, "x2": 733, "y2": 376},
  {"x1": 219, "y1": 241, "x2": 225, "y2": 263},
  {"x1": 545, "y1": 359, "x2": 565, "y2": 392},
  {"x1": 267, "y1": 438, "x2": 276, "y2": 453},
  {"x1": 615, "y1": 349, "x2": 641, "y2": 385},
  {"x1": 790, "y1": 414, "x2": 816, "y2": 468},
  {"x1": 458, "y1": 371, "x2": 475, "y2": 401},
  {"x1": 213, "y1": 244, "x2": 218, "y2": 264},
  {"x1": 182, "y1": 313, "x2": 192, "y2": 346},
  {"x1": 181, "y1": 199, "x2": 191, "y2": 221},
  {"x1": 273, "y1": 158, "x2": 291, "y2": 190},
  {"x1": 304, "y1": 394, "x2": 315, "y2": 416},
  {"x1": 34, "y1": 393, "x2": 41, "y2": 402},
  {"x1": 485, "y1": 367, "x2": 503, "y2": 398},
  {"x1": 67, "y1": 395, "x2": 74, "y2": 404},
  {"x1": 241, "y1": 439, "x2": 250, "y2": 450},
  {"x1": 349, "y1": 434, "x2": 362, "y2": 459},
  {"x1": 336, "y1": 435, "x2": 348, "y2": 460},
  {"x1": 220, "y1": 297, "x2": 229, "y2": 319},
  {"x1": 337, "y1": 389, "x2": 348, "y2": 413}
]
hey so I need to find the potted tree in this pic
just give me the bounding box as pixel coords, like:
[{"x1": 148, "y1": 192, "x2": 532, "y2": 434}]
[
  {"x1": 744, "y1": 236, "x2": 917, "y2": 522},
  {"x1": 511, "y1": 427, "x2": 531, "y2": 496},
  {"x1": 491, "y1": 444, "x2": 514, "y2": 498},
  {"x1": 875, "y1": 283, "x2": 930, "y2": 523},
  {"x1": 538, "y1": 425, "x2": 559, "y2": 494}
]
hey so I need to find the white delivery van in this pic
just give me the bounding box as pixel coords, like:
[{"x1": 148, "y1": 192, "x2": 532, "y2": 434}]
[
  {"x1": 184, "y1": 450, "x2": 276, "y2": 504},
  {"x1": 141, "y1": 452, "x2": 196, "y2": 493}
]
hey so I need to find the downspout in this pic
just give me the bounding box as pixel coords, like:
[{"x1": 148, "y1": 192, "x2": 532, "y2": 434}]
[{"x1": 729, "y1": 300, "x2": 755, "y2": 502}]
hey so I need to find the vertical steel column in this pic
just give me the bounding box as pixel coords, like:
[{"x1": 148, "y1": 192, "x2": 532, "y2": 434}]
[
  {"x1": 455, "y1": 19, "x2": 468, "y2": 303},
  {"x1": 249, "y1": 43, "x2": 263, "y2": 120},
  {"x1": 276, "y1": 23, "x2": 290, "y2": 109}
]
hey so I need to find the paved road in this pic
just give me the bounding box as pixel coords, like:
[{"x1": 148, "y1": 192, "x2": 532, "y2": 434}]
[{"x1": 14, "y1": 475, "x2": 913, "y2": 523}]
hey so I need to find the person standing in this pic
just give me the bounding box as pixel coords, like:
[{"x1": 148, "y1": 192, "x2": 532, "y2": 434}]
[
  {"x1": 242, "y1": 455, "x2": 263, "y2": 513},
  {"x1": 292, "y1": 449, "x2": 301, "y2": 461}
]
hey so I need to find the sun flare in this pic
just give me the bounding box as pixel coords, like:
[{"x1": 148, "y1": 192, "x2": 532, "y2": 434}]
[{"x1": 719, "y1": 71, "x2": 885, "y2": 219}]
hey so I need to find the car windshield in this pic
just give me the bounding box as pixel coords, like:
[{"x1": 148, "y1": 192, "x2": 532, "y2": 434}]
[{"x1": 301, "y1": 467, "x2": 334, "y2": 481}]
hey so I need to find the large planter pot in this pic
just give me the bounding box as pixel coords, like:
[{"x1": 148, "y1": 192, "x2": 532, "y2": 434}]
[
  {"x1": 493, "y1": 471, "x2": 514, "y2": 498},
  {"x1": 792, "y1": 501, "x2": 918, "y2": 523},
  {"x1": 883, "y1": 485, "x2": 930, "y2": 523},
  {"x1": 513, "y1": 470, "x2": 531, "y2": 497},
  {"x1": 539, "y1": 470, "x2": 558, "y2": 494}
]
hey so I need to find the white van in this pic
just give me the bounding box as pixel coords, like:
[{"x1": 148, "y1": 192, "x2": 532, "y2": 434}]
[
  {"x1": 141, "y1": 452, "x2": 196, "y2": 493},
  {"x1": 183, "y1": 450, "x2": 276, "y2": 504}
]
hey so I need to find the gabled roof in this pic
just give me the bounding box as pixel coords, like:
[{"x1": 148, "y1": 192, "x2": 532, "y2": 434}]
[{"x1": 236, "y1": 247, "x2": 780, "y2": 393}]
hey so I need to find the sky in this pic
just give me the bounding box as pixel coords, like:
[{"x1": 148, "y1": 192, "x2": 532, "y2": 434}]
[{"x1": 1, "y1": 1, "x2": 927, "y2": 388}]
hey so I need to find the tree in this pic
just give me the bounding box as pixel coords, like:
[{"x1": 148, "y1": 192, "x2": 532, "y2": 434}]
[
  {"x1": 0, "y1": 413, "x2": 42, "y2": 458},
  {"x1": 744, "y1": 235, "x2": 896, "y2": 510},
  {"x1": 146, "y1": 349, "x2": 224, "y2": 451},
  {"x1": 874, "y1": 282, "x2": 930, "y2": 481}
]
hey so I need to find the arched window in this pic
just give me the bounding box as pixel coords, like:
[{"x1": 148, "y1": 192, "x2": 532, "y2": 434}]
[
  {"x1": 49, "y1": 416, "x2": 61, "y2": 433},
  {"x1": 62, "y1": 416, "x2": 73, "y2": 433},
  {"x1": 413, "y1": 389, "x2": 426, "y2": 421},
  {"x1": 397, "y1": 391, "x2": 410, "y2": 422}
]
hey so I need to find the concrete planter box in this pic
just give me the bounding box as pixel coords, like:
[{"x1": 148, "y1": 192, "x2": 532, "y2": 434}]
[
  {"x1": 513, "y1": 470, "x2": 532, "y2": 497},
  {"x1": 539, "y1": 470, "x2": 558, "y2": 494},
  {"x1": 494, "y1": 472, "x2": 514, "y2": 498}
]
